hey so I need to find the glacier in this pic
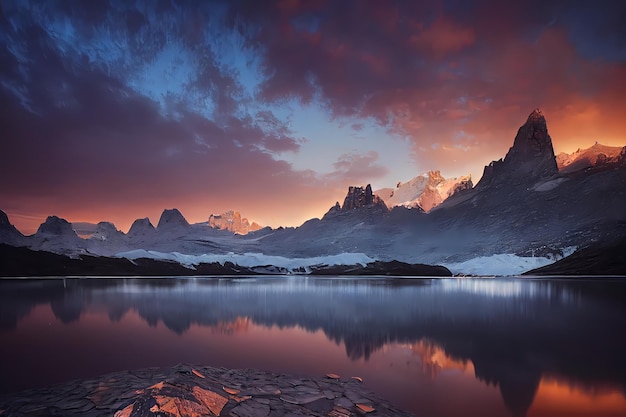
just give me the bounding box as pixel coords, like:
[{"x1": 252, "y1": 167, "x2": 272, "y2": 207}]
[
  {"x1": 116, "y1": 250, "x2": 376, "y2": 272},
  {"x1": 115, "y1": 249, "x2": 573, "y2": 276}
]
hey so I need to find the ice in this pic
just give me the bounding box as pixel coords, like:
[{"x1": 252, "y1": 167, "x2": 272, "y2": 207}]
[
  {"x1": 115, "y1": 249, "x2": 376, "y2": 272},
  {"x1": 442, "y1": 251, "x2": 575, "y2": 276}
]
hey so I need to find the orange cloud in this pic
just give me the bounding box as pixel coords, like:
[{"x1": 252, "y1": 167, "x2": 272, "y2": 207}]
[{"x1": 410, "y1": 18, "x2": 476, "y2": 57}]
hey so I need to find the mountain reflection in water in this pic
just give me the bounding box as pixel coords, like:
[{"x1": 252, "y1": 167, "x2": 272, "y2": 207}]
[{"x1": 0, "y1": 277, "x2": 625, "y2": 417}]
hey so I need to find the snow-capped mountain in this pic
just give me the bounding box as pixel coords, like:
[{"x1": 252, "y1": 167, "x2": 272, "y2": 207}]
[
  {"x1": 1, "y1": 109, "x2": 625, "y2": 276},
  {"x1": 30, "y1": 216, "x2": 87, "y2": 256},
  {"x1": 127, "y1": 217, "x2": 156, "y2": 238},
  {"x1": 556, "y1": 142, "x2": 626, "y2": 173},
  {"x1": 376, "y1": 171, "x2": 472, "y2": 212},
  {"x1": 71, "y1": 222, "x2": 99, "y2": 238},
  {"x1": 260, "y1": 109, "x2": 626, "y2": 268},
  {"x1": 156, "y1": 208, "x2": 190, "y2": 230}
]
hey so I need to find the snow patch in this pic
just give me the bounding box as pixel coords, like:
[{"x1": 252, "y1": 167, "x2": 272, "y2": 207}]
[
  {"x1": 443, "y1": 249, "x2": 576, "y2": 276},
  {"x1": 115, "y1": 250, "x2": 376, "y2": 272},
  {"x1": 532, "y1": 177, "x2": 567, "y2": 192}
]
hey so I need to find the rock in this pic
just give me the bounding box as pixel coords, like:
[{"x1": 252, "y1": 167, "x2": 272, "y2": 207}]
[
  {"x1": 477, "y1": 108, "x2": 558, "y2": 188},
  {"x1": 0, "y1": 364, "x2": 416, "y2": 417},
  {"x1": 342, "y1": 184, "x2": 387, "y2": 211},
  {"x1": 324, "y1": 185, "x2": 388, "y2": 218},
  {"x1": 207, "y1": 210, "x2": 262, "y2": 235}
]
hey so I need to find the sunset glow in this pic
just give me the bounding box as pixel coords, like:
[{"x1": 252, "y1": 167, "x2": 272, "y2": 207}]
[
  {"x1": 1, "y1": 1, "x2": 625, "y2": 233},
  {"x1": 529, "y1": 378, "x2": 626, "y2": 417}
]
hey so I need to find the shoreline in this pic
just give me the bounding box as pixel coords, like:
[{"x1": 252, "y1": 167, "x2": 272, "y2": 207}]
[{"x1": 0, "y1": 363, "x2": 415, "y2": 416}]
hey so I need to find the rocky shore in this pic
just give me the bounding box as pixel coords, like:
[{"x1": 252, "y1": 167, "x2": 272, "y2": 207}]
[{"x1": 0, "y1": 364, "x2": 414, "y2": 417}]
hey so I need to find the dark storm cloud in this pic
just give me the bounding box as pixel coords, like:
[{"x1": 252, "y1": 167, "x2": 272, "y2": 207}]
[
  {"x1": 225, "y1": 0, "x2": 626, "y2": 179},
  {"x1": 0, "y1": 0, "x2": 333, "y2": 231},
  {"x1": 1, "y1": 0, "x2": 625, "y2": 232},
  {"x1": 228, "y1": 0, "x2": 625, "y2": 124}
]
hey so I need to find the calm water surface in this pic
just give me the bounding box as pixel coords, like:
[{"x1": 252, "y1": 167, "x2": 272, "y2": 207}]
[{"x1": 1, "y1": 276, "x2": 625, "y2": 417}]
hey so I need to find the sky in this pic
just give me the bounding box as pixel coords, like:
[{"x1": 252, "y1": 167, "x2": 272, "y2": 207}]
[{"x1": 1, "y1": 0, "x2": 625, "y2": 234}]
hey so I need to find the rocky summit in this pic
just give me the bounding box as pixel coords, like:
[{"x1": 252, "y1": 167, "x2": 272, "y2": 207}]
[
  {"x1": 341, "y1": 184, "x2": 388, "y2": 212},
  {"x1": 208, "y1": 210, "x2": 262, "y2": 235},
  {"x1": 477, "y1": 108, "x2": 557, "y2": 188}
]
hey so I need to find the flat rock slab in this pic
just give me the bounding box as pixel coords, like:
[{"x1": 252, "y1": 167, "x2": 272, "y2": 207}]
[{"x1": 0, "y1": 364, "x2": 414, "y2": 417}]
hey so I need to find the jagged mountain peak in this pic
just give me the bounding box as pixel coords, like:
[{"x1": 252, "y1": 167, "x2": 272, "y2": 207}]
[
  {"x1": 342, "y1": 184, "x2": 388, "y2": 211},
  {"x1": 526, "y1": 108, "x2": 546, "y2": 124},
  {"x1": 477, "y1": 109, "x2": 557, "y2": 188},
  {"x1": 427, "y1": 170, "x2": 445, "y2": 183},
  {"x1": 207, "y1": 210, "x2": 262, "y2": 234},
  {"x1": 323, "y1": 185, "x2": 388, "y2": 219},
  {"x1": 510, "y1": 108, "x2": 552, "y2": 158},
  {"x1": 157, "y1": 208, "x2": 189, "y2": 230}
]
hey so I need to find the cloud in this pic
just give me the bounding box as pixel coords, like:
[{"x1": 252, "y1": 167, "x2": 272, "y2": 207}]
[
  {"x1": 409, "y1": 18, "x2": 476, "y2": 57},
  {"x1": 0, "y1": 2, "x2": 344, "y2": 232},
  {"x1": 1, "y1": 0, "x2": 625, "y2": 232},
  {"x1": 228, "y1": 0, "x2": 626, "y2": 178},
  {"x1": 327, "y1": 151, "x2": 388, "y2": 184}
]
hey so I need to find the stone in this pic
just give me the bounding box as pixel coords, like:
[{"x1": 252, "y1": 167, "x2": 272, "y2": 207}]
[
  {"x1": 356, "y1": 403, "x2": 375, "y2": 413},
  {"x1": 341, "y1": 185, "x2": 388, "y2": 212},
  {"x1": 280, "y1": 393, "x2": 326, "y2": 404},
  {"x1": 477, "y1": 109, "x2": 558, "y2": 188},
  {"x1": 208, "y1": 210, "x2": 262, "y2": 235},
  {"x1": 230, "y1": 401, "x2": 270, "y2": 417},
  {"x1": 192, "y1": 386, "x2": 228, "y2": 415},
  {"x1": 328, "y1": 405, "x2": 353, "y2": 417},
  {"x1": 0, "y1": 364, "x2": 414, "y2": 417},
  {"x1": 335, "y1": 397, "x2": 354, "y2": 409}
]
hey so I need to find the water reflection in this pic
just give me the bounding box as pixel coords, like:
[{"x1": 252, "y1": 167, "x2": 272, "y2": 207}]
[{"x1": 0, "y1": 277, "x2": 625, "y2": 417}]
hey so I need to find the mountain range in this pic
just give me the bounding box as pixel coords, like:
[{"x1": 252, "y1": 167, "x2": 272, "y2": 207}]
[
  {"x1": 1, "y1": 109, "x2": 625, "y2": 276},
  {"x1": 376, "y1": 170, "x2": 473, "y2": 212}
]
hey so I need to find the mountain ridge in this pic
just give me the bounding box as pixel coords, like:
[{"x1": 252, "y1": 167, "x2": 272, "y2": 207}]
[
  {"x1": 1, "y1": 109, "x2": 625, "y2": 275},
  {"x1": 376, "y1": 170, "x2": 473, "y2": 212}
]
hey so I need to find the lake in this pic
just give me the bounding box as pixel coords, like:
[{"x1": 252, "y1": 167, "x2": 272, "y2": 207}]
[{"x1": 0, "y1": 276, "x2": 625, "y2": 417}]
